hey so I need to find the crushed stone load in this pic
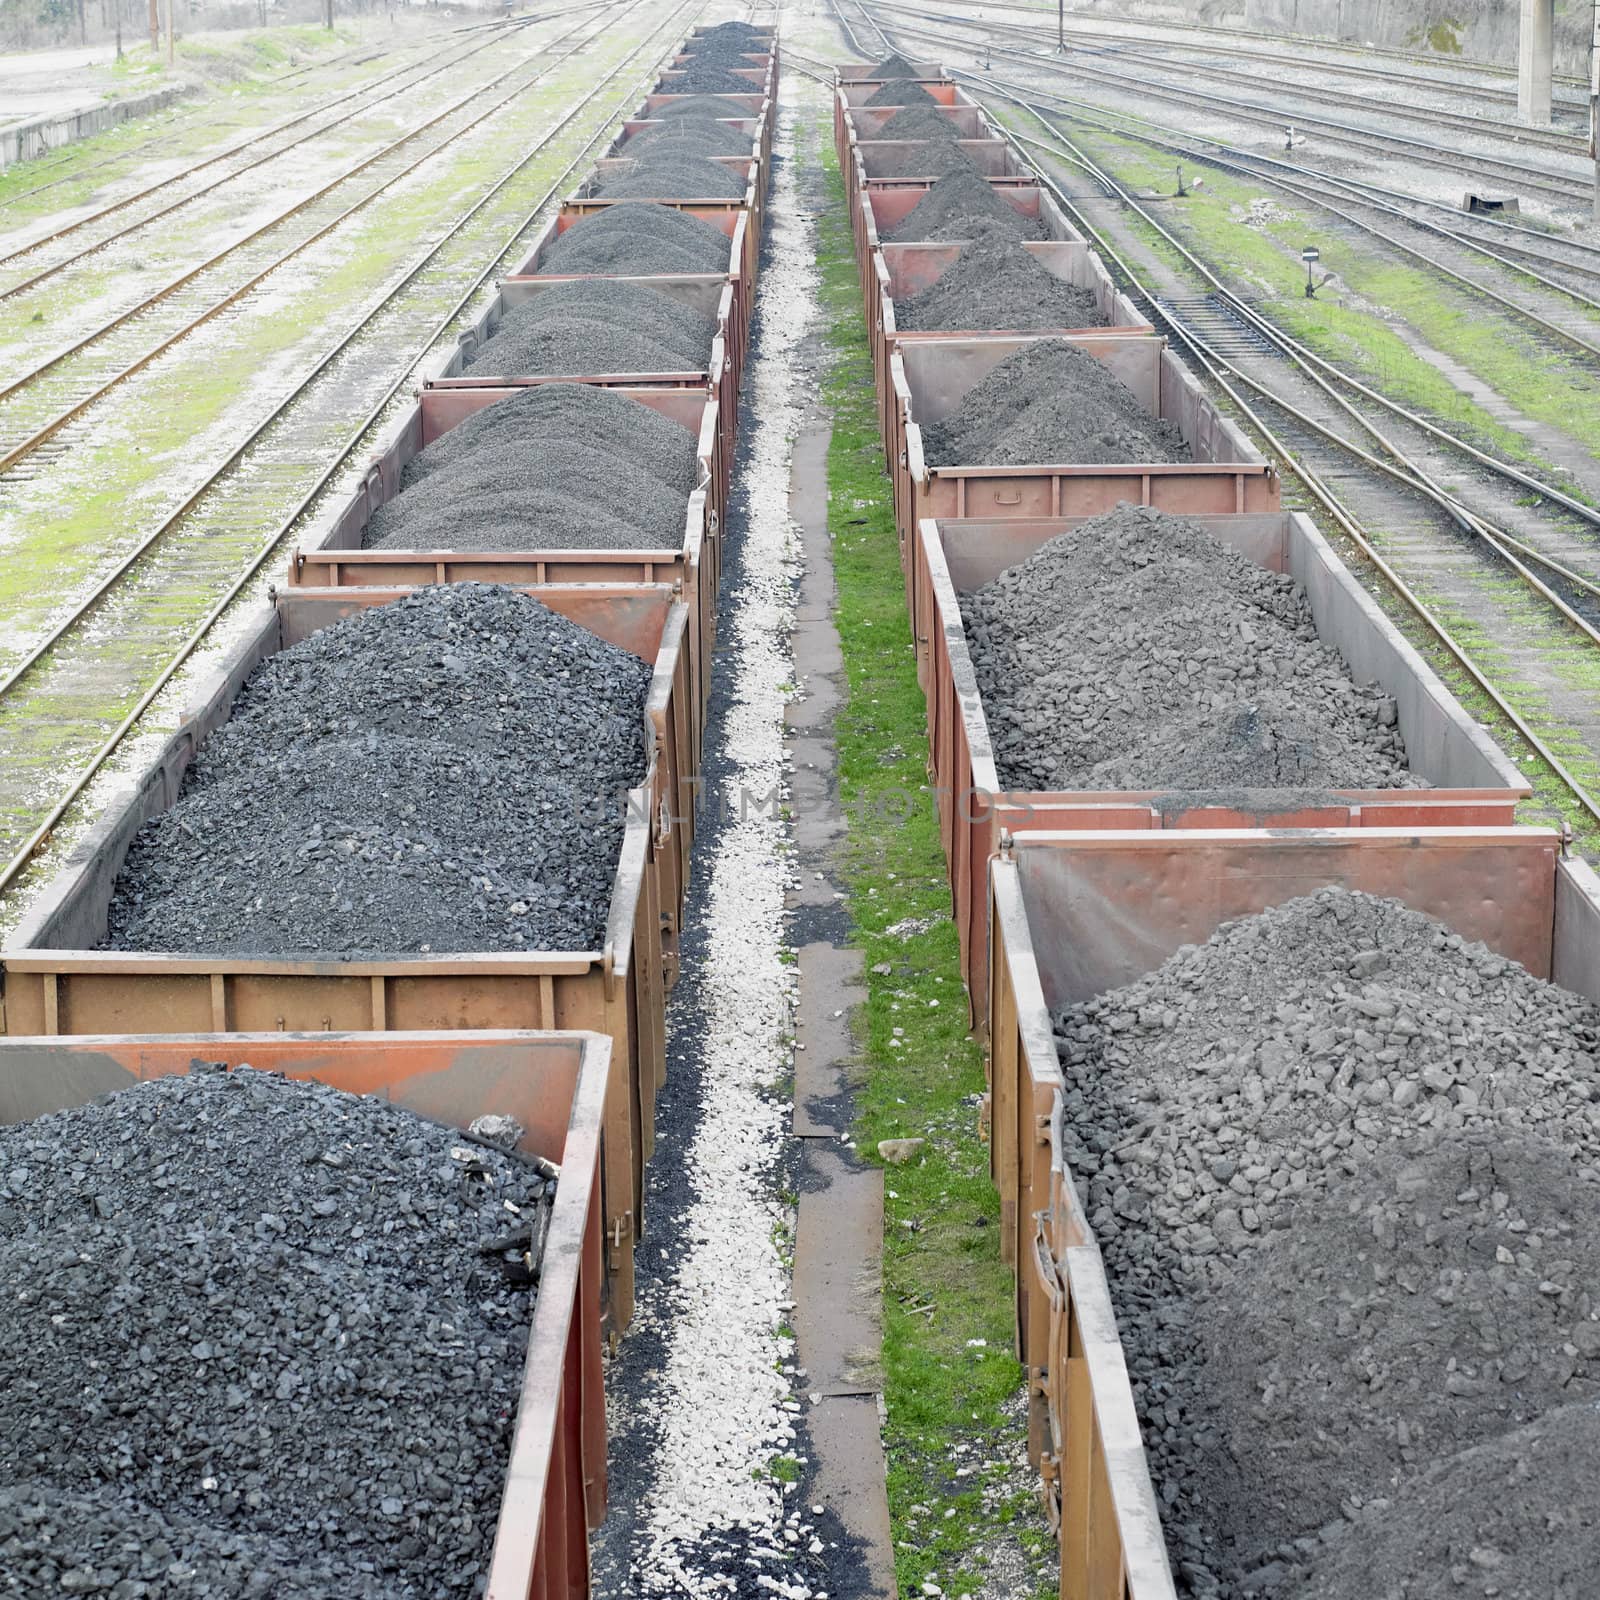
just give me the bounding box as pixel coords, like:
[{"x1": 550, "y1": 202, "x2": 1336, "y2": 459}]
[
  {"x1": 870, "y1": 52, "x2": 923, "y2": 78},
  {"x1": 1050, "y1": 887, "x2": 1600, "y2": 1597},
  {"x1": 651, "y1": 92, "x2": 752, "y2": 121},
  {"x1": 595, "y1": 152, "x2": 745, "y2": 201},
  {"x1": 1292, "y1": 1404, "x2": 1600, "y2": 1600},
  {"x1": 0, "y1": 1062, "x2": 558, "y2": 1598},
  {"x1": 398, "y1": 382, "x2": 698, "y2": 496},
  {"x1": 865, "y1": 76, "x2": 936, "y2": 107},
  {"x1": 625, "y1": 119, "x2": 752, "y2": 158},
  {"x1": 875, "y1": 104, "x2": 962, "y2": 142},
  {"x1": 893, "y1": 223, "x2": 1103, "y2": 331},
  {"x1": 885, "y1": 167, "x2": 1046, "y2": 242},
  {"x1": 682, "y1": 19, "x2": 763, "y2": 56},
  {"x1": 105, "y1": 585, "x2": 650, "y2": 956},
  {"x1": 535, "y1": 199, "x2": 731, "y2": 276},
  {"x1": 961, "y1": 505, "x2": 1418, "y2": 793},
  {"x1": 883, "y1": 139, "x2": 979, "y2": 179},
  {"x1": 922, "y1": 338, "x2": 1190, "y2": 467},
  {"x1": 662, "y1": 59, "x2": 758, "y2": 95},
  {"x1": 466, "y1": 279, "x2": 714, "y2": 376}
]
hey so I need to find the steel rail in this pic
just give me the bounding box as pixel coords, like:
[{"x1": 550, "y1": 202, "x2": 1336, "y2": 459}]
[
  {"x1": 0, "y1": 4, "x2": 616, "y2": 473},
  {"x1": 0, "y1": 11, "x2": 566, "y2": 292},
  {"x1": 0, "y1": 0, "x2": 708, "y2": 902}
]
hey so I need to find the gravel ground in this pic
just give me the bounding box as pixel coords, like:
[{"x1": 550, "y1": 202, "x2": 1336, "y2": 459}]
[
  {"x1": 961, "y1": 504, "x2": 1417, "y2": 793},
  {"x1": 105, "y1": 585, "x2": 649, "y2": 956},
  {"x1": 893, "y1": 222, "x2": 1103, "y2": 330},
  {"x1": 596, "y1": 153, "x2": 747, "y2": 201},
  {"x1": 467, "y1": 280, "x2": 715, "y2": 375},
  {"x1": 536, "y1": 201, "x2": 734, "y2": 276},
  {"x1": 885, "y1": 168, "x2": 1047, "y2": 242},
  {"x1": 0, "y1": 1062, "x2": 555, "y2": 1599},
  {"x1": 399, "y1": 382, "x2": 700, "y2": 497},
  {"x1": 866, "y1": 77, "x2": 936, "y2": 108},
  {"x1": 1051, "y1": 886, "x2": 1600, "y2": 1597},
  {"x1": 922, "y1": 338, "x2": 1191, "y2": 466},
  {"x1": 592, "y1": 84, "x2": 836, "y2": 1600}
]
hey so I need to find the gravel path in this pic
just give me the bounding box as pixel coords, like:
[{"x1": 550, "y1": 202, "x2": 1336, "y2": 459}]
[
  {"x1": 922, "y1": 337, "x2": 1191, "y2": 465},
  {"x1": 885, "y1": 168, "x2": 1047, "y2": 242},
  {"x1": 0, "y1": 1062, "x2": 555, "y2": 1599},
  {"x1": 961, "y1": 504, "x2": 1417, "y2": 793},
  {"x1": 104, "y1": 585, "x2": 649, "y2": 956},
  {"x1": 536, "y1": 200, "x2": 734, "y2": 275},
  {"x1": 892, "y1": 222, "x2": 1103, "y2": 330},
  {"x1": 1051, "y1": 886, "x2": 1600, "y2": 1597}
]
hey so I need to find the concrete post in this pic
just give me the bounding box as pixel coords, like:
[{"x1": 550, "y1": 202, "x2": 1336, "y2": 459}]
[{"x1": 1520, "y1": 0, "x2": 1554, "y2": 125}]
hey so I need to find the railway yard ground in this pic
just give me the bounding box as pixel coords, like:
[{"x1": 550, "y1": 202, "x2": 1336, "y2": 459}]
[{"x1": 5, "y1": 3, "x2": 1600, "y2": 1598}]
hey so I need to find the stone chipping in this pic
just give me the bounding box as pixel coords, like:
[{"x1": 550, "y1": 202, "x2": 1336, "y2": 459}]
[
  {"x1": 874, "y1": 104, "x2": 961, "y2": 143},
  {"x1": 651, "y1": 93, "x2": 752, "y2": 122},
  {"x1": 884, "y1": 167, "x2": 1046, "y2": 242},
  {"x1": 104, "y1": 585, "x2": 650, "y2": 956},
  {"x1": 892, "y1": 222, "x2": 1103, "y2": 331},
  {"x1": 661, "y1": 59, "x2": 759, "y2": 96},
  {"x1": 921, "y1": 338, "x2": 1190, "y2": 466},
  {"x1": 595, "y1": 153, "x2": 746, "y2": 201},
  {"x1": 870, "y1": 53, "x2": 923, "y2": 78},
  {"x1": 864, "y1": 76, "x2": 936, "y2": 107},
  {"x1": 881, "y1": 138, "x2": 979, "y2": 179},
  {"x1": 1050, "y1": 886, "x2": 1600, "y2": 1597},
  {"x1": 534, "y1": 200, "x2": 732, "y2": 276},
  {"x1": 467, "y1": 280, "x2": 714, "y2": 377},
  {"x1": 0, "y1": 1062, "x2": 558, "y2": 1598},
  {"x1": 626, "y1": 119, "x2": 752, "y2": 158},
  {"x1": 960, "y1": 505, "x2": 1418, "y2": 794}
]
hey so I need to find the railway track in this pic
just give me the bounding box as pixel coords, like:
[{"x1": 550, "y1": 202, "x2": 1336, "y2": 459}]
[
  {"x1": 868, "y1": 1, "x2": 1598, "y2": 207},
  {"x1": 0, "y1": 4, "x2": 613, "y2": 479},
  {"x1": 830, "y1": 2, "x2": 1600, "y2": 825},
  {"x1": 0, "y1": 0, "x2": 707, "y2": 903},
  {"x1": 0, "y1": 11, "x2": 587, "y2": 297}
]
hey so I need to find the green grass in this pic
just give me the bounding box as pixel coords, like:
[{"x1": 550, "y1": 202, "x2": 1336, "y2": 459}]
[{"x1": 817, "y1": 138, "x2": 1053, "y2": 1600}]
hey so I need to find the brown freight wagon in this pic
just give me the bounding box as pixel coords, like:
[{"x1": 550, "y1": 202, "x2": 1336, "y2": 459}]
[
  {"x1": 833, "y1": 76, "x2": 974, "y2": 167},
  {"x1": 866, "y1": 240, "x2": 1154, "y2": 448},
  {"x1": 290, "y1": 381, "x2": 722, "y2": 755},
  {"x1": 0, "y1": 1029, "x2": 610, "y2": 1597},
  {"x1": 916, "y1": 510, "x2": 1533, "y2": 1015},
  {"x1": 582, "y1": 152, "x2": 770, "y2": 224},
  {"x1": 892, "y1": 335, "x2": 1277, "y2": 638},
  {"x1": 0, "y1": 585, "x2": 698, "y2": 1330},
  {"x1": 987, "y1": 827, "x2": 1600, "y2": 1599}
]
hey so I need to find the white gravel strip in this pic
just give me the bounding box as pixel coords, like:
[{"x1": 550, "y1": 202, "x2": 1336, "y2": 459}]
[{"x1": 603, "y1": 76, "x2": 823, "y2": 1599}]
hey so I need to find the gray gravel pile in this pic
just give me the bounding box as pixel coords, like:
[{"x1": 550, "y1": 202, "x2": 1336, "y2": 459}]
[
  {"x1": 595, "y1": 153, "x2": 745, "y2": 201},
  {"x1": 1294, "y1": 1404, "x2": 1600, "y2": 1600},
  {"x1": 651, "y1": 93, "x2": 752, "y2": 121},
  {"x1": 885, "y1": 168, "x2": 1045, "y2": 242},
  {"x1": 399, "y1": 382, "x2": 700, "y2": 496},
  {"x1": 865, "y1": 76, "x2": 936, "y2": 107},
  {"x1": 681, "y1": 20, "x2": 763, "y2": 61},
  {"x1": 466, "y1": 280, "x2": 714, "y2": 376},
  {"x1": 882, "y1": 138, "x2": 979, "y2": 179},
  {"x1": 870, "y1": 53, "x2": 922, "y2": 77},
  {"x1": 105, "y1": 585, "x2": 650, "y2": 955},
  {"x1": 960, "y1": 505, "x2": 1417, "y2": 793},
  {"x1": 536, "y1": 200, "x2": 732, "y2": 275},
  {"x1": 1050, "y1": 886, "x2": 1600, "y2": 1596},
  {"x1": 921, "y1": 338, "x2": 1190, "y2": 466},
  {"x1": 626, "y1": 119, "x2": 752, "y2": 158},
  {"x1": 893, "y1": 222, "x2": 1103, "y2": 331},
  {"x1": 0, "y1": 1062, "x2": 559, "y2": 1597},
  {"x1": 876, "y1": 104, "x2": 960, "y2": 142},
  {"x1": 661, "y1": 59, "x2": 757, "y2": 95}
]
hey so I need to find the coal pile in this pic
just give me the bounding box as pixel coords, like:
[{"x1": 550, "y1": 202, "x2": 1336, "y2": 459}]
[
  {"x1": 596, "y1": 152, "x2": 745, "y2": 201},
  {"x1": 865, "y1": 77, "x2": 936, "y2": 107},
  {"x1": 876, "y1": 104, "x2": 960, "y2": 142},
  {"x1": 662, "y1": 59, "x2": 758, "y2": 95},
  {"x1": 883, "y1": 139, "x2": 979, "y2": 179},
  {"x1": 870, "y1": 53, "x2": 923, "y2": 78},
  {"x1": 536, "y1": 200, "x2": 731, "y2": 276},
  {"x1": 682, "y1": 19, "x2": 763, "y2": 59},
  {"x1": 627, "y1": 119, "x2": 751, "y2": 158},
  {"x1": 652, "y1": 93, "x2": 752, "y2": 121},
  {"x1": 1050, "y1": 886, "x2": 1600, "y2": 1597},
  {"x1": 105, "y1": 585, "x2": 651, "y2": 956},
  {"x1": 399, "y1": 382, "x2": 700, "y2": 497},
  {"x1": 885, "y1": 168, "x2": 1046, "y2": 242},
  {"x1": 467, "y1": 279, "x2": 714, "y2": 376},
  {"x1": 921, "y1": 339, "x2": 1190, "y2": 466},
  {"x1": 961, "y1": 506, "x2": 1418, "y2": 794},
  {"x1": 0, "y1": 1062, "x2": 559, "y2": 1598},
  {"x1": 893, "y1": 223, "x2": 1103, "y2": 331}
]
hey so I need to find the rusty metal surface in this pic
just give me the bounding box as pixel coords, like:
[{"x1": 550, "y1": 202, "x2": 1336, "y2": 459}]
[
  {"x1": 916, "y1": 510, "x2": 1531, "y2": 1013},
  {"x1": 0, "y1": 1029, "x2": 610, "y2": 1596}
]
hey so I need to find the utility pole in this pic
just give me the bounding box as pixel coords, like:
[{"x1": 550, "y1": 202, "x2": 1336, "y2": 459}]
[
  {"x1": 325, "y1": 0, "x2": 333, "y2": 30},
  {"x1": 164, "y1": 0, "x2": 173, "y2": 66},
  {"x1": 1519, "y1": 0, "x2": 1554, "y2": 124},
  {"x1": 148, "y1": 0, "x2": 158, "y2": 52},
  {"x1": 1057, "y1": 0, "x2": 1066, "y2": 53},
  {"x1": 1591, "y1": 0, "x2": 1600, "y2": 220}
]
